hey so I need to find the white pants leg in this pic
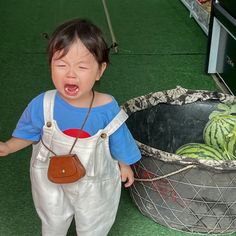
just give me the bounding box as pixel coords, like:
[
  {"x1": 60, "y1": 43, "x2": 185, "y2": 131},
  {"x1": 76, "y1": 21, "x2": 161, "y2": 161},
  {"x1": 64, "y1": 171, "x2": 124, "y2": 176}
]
[
  {"x1": 73, "y1": 176, "x2": 121, "y2": 236},
  {"x1": 30, "y1": 168, "x2": 74, "y2": 236}
]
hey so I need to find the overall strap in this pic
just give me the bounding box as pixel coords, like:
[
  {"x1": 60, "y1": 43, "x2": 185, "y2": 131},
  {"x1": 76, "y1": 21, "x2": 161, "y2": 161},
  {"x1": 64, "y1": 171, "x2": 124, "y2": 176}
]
[
  {"x1": 103, "y1": 109, "x2": 129, "y2": 136},
  {"x1": 43, "y1": 90, "x2": 57, "y2": 123},
  {"x1": 36, "y1": 90, "x2": 57, "y2": 162}
]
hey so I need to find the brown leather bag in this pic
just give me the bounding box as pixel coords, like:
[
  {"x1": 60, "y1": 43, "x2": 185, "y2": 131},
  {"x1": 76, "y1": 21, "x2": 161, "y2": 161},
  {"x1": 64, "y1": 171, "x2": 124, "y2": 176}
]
[{"x1": 48, "y1": 154, "x2": 86, "y2": 184}]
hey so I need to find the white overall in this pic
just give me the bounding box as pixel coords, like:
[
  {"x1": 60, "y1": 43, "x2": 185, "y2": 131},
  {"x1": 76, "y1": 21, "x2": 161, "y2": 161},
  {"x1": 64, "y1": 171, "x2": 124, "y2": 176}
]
[{"x1": 30, "y1": 90, "x2": 128, "y2": 236}]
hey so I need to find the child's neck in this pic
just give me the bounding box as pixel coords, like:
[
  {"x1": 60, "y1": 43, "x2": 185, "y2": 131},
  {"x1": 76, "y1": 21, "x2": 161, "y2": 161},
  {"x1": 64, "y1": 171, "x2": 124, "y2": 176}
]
[{"x1": 59, "y1": 91, "x2": 95, "y2": 108}]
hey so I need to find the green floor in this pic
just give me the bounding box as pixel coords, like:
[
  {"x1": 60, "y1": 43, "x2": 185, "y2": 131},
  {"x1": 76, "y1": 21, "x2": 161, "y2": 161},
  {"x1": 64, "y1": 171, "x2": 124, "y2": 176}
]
[{"x1": 0, "y1": 0, "x2": 234, "y2": 235}]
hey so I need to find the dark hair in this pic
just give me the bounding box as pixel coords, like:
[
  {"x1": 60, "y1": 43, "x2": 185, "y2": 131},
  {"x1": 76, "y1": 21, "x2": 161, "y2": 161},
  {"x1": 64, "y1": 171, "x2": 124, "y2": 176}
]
[{"x1": 48, "y1": 18, "x2": 109, "y2": 66}]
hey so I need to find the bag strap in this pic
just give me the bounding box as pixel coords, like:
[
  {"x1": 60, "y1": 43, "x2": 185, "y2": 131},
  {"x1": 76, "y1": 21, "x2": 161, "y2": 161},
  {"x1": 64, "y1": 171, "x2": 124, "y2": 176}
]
[{"x1": 69, "y1": 90, "x2": 94, "y2": 154}]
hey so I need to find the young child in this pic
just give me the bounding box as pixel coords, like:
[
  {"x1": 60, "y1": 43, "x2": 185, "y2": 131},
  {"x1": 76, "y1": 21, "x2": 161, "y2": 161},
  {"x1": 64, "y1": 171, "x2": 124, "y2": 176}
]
[{"x1": 0, "y1": 18, "x2": 141, "y2": 236}]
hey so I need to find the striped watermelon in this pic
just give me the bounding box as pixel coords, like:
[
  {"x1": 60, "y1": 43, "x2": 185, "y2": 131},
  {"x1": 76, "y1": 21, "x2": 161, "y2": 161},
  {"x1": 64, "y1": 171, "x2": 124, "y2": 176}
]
[
  {"x1": 203, "y1": 115, "x2": 236, "y2": 160},
  {"x1": 175, "y1": 143, "x2": 225, "y2": 160},
  {"x1": 208, "y1": 103, "x2": 236, "y2": 119}
]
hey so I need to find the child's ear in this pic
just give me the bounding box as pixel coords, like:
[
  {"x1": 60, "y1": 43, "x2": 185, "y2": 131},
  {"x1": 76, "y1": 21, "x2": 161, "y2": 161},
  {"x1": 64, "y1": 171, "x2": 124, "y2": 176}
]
[{"x1": 98, "y1": 62, "x2": 107, "y2": 79}]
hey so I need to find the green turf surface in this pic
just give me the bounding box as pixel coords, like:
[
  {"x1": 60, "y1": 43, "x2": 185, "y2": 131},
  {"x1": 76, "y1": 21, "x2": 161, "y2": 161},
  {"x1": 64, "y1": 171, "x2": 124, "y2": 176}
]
[{"x1": 1, "y1": 0, "x2": 231, "y2": 235}]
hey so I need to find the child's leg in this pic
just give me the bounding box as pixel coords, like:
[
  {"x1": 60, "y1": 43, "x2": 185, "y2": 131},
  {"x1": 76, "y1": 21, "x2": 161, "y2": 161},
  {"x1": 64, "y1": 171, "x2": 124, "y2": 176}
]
[
  {"x1": 73, "y1": 176, "x2": 121, "y2": 236},
  {"x1": 30, "y1": 168, "x2": 74, "y2": 236}
]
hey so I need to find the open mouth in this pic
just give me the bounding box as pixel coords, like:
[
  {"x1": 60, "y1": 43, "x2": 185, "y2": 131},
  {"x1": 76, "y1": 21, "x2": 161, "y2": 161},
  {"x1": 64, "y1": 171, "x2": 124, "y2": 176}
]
[{"x1": 64, "y1": 84, "x2": 79, "y2": 96}]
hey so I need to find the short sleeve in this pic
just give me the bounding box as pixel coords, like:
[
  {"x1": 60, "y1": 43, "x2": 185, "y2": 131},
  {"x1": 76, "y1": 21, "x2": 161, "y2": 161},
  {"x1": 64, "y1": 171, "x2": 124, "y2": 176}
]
[
  {"x1": 109, "y1": 122, "x2": 141, "y2": 165},
  {"x1": 12, "y1": 93, "x2": 45, "y2": 141},
  {"x1": 107, "y1": 101, "x2": 141, "y2": 165}
]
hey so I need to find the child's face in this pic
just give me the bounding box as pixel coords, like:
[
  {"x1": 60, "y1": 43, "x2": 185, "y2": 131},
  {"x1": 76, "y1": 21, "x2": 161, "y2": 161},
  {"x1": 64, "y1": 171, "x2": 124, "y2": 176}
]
[{"x1": 51, "y1": 39, "x2": 106, "y2": 107}]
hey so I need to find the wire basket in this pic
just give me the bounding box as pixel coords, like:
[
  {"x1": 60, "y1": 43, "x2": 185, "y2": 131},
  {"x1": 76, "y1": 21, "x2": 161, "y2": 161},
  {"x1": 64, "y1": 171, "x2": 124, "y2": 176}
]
[{"x1": 122, "y1": 86, "x2": 236, "y2": 234}]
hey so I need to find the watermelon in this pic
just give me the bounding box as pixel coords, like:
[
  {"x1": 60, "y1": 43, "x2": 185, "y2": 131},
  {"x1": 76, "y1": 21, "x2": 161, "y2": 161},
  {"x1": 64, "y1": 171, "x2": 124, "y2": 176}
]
[
  {"x1": 203, "y1": 115, "x2": 236, "y2": 160},
  {"x1": 175, "y1": 143, "x2": 226, "y2": 160},
  {"x1": 208, "y1": 103, "x2": 236, "y2": 120}
]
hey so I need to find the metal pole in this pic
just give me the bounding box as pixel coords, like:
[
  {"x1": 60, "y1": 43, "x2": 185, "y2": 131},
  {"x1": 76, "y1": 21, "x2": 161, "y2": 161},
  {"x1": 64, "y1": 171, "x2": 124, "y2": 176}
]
[{"x1": 102, "y1": 0, "x2": 118, "y2": 53}]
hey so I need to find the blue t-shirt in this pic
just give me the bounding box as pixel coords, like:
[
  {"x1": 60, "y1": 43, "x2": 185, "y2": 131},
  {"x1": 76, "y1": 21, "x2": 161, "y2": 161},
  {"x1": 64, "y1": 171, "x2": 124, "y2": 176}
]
[{"x1": 13, "y1": 92, "x2": 141, "y2": 165}]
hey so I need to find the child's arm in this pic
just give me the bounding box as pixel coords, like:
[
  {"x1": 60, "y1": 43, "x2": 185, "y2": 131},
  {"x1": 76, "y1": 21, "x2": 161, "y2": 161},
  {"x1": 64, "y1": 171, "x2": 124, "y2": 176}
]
[
  {"x1": 0, "y1": 137, "x2": 33, "y2": 156},
  {"x1": 118, "y1": 161, "x2": 134, "y2": 188}
]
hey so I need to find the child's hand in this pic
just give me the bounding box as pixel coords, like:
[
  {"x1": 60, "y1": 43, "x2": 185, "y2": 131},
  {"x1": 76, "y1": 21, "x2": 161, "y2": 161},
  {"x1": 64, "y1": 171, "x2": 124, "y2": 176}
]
[
  {"x1": 0, "y1": 142, "x2": 11, "y2": 156},
  {"x1": 118, "y1": 162, "x2": 134, "y2": 188}
]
